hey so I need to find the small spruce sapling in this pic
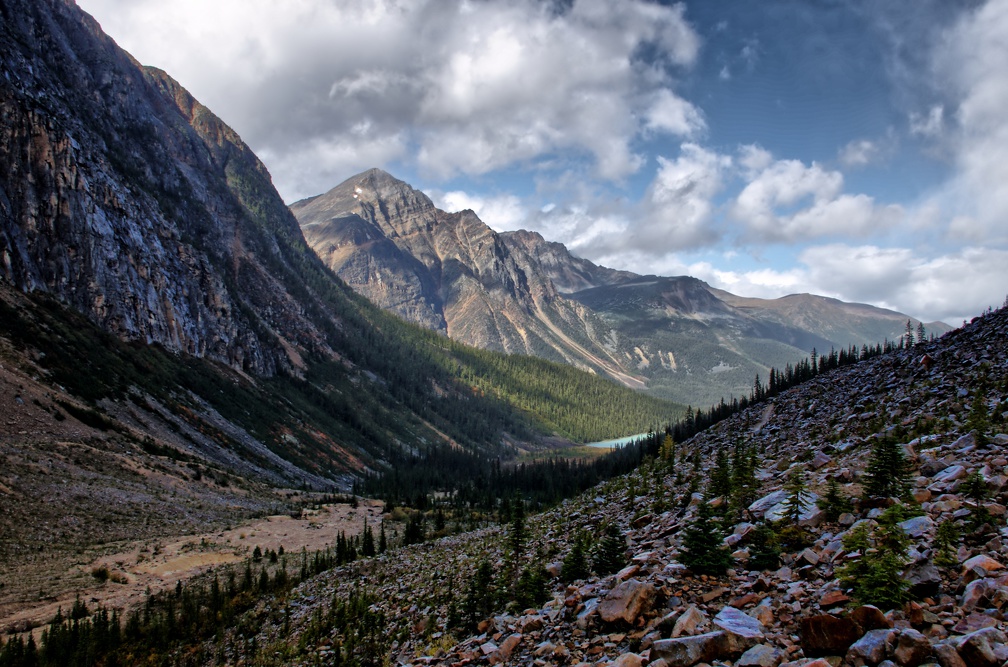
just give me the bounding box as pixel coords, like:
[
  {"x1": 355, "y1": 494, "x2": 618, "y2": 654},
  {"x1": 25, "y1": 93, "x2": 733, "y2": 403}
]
[
  {"x1": 934, "y1": 520, "x2": 960, "y2": 568},
  {"x1": 838, "y1": 505, "x2": 911, "y2": 609},
  {"x1": 965, "y1": 390, "x2": 991, "y2": 445},
  {"x1": 512, "y1": 565, "x2": 550, "y2": 611},
  {"x1": 562, "y1": 532, "x2": 591, "y2": 582},
  {"x1": 680, "y1": 498, "x2": 733, "y2": 576},
  {"x1": 461, "y1": 560, "x2": 496, "y2": 631},
  {"x1": 962, "y1": 470, "x2": 994, "y2": 534},
  {"x1": 782, "y1": 469, "x2": 811, "y2": 524},
  {"x1": 863, "y1": 437, "x2": 911, "y2": 501},
  {"x1": 746, "y1": 523, "x2": 781, "y2": 571},
  {"x1": 593, "y1": 523, "x2": 627, "y2": 576},
  {"x1": 817, "y1": 478, "x2": 853, "y2": 522}
]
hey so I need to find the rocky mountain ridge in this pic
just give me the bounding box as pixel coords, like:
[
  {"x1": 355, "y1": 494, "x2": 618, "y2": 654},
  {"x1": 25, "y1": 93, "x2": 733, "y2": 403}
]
[
  {"x1": 292, "y1": 170, "x2": 950, "y2": 407},
  {"x1": 208, "y1": 305, "x2": 1008, "y2": 666},
  {"x1": 293, "y1": 169, "x2": 642, "y2": 385},
  {"x1": 0, "y1": 0, "x2": 336, "y2": 376}
]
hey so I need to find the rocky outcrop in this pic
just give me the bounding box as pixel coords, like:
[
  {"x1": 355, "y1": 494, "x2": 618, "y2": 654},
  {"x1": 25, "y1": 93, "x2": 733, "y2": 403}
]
[
  {"x1": 499, "y1": 228, "x2": 637, "y2": 294},
  {"x1": 0, "y1": 0, "x2": 339, "y2": 375}
]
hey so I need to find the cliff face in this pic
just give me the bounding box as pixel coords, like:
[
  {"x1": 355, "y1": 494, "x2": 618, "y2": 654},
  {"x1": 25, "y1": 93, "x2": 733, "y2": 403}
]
[
  {"x1": 0, "y1": 0, "x2": 334, "y2": 375},
  {"x1": 499, "y1": 228, "x2": 637, "y2": 294},
  {"x1": 293, "y1": 169, "x2": 636, "y2": 381}
]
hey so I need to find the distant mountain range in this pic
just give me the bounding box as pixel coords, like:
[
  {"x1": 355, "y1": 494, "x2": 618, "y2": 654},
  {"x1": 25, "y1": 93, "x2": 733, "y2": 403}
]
[{"x1": 294, "y1": 170, "x2": 950, "y2": 407}]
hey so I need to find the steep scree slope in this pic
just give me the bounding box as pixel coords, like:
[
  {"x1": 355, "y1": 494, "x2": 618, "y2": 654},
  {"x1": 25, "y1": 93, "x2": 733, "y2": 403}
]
[{"x1": 213, "y1": 306, "x2": 1008, "y2": 666}]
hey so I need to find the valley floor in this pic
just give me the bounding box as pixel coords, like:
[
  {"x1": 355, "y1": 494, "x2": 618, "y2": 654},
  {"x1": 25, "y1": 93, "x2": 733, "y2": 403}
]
[{"x1": 0, "y1": 498, "x2": 382, "y2": 638}]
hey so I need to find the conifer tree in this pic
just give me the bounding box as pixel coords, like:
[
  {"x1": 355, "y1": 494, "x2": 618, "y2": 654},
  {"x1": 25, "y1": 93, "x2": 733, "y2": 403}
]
[
  {"x1": 462, "y1": 560, "x2": 496, "y2": 631},
  {"x1": 965, "y1": 389, "x2": 991, "y2": 444},
  {"x1": 838, "y1": 505, "x2": 911, "y2": 608},
  {"x1": 562, "y1": 532, "x2": 591, "y2": 582},
  {"x1": 404, "y1": 512, "x2": 426, "y2": 545},
  {"x1": 782, "y1": 469, "x2": 811, "y2": 524},
  {"x1": 730, "y1": 441, "x2": 758, "y2": 517},
  {"x1": 378, "y1": 520, "x2": 387, "y2": 554},
  {"x1": 817, "y1": 477, "x2": 852, "y2": 522},
  {"x1": 934, "y1": 520, "x2": 960, "y2": 568},
  {"x1": 592, "y1": 523, "x2": 627, "y2": 576},
  {"x1": 746, "y1": 523, "x2": 781, "y2": 571},
  {"x1": 362, "y1": 519, "x2": 376, "y2": 557},
  {"x1": 660, "y1": 434, "x2": 676, "y2": 468},
  {"x1": 504, "y1": 499, "x2": 527, "y2": 587},
  {"x1": 863, "y1": 438, "x2": 911, "y2": 500},
  {"x1": 710, "y1": 447, "x2": 732, "y2": 500},
  {"x1": 513, "y1": 565, "x2": 549, "y2": 611},
  {"x1": 680, "y1": 498, "x2": 732, "y2": 576}
]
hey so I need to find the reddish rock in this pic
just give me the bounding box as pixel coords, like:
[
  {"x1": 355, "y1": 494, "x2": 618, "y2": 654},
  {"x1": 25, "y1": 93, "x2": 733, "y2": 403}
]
[
  {"x1": 819, "y1": 590, "x2": 850, "y2": 608},
  {"x1": 609, "y1": 652, "x2": 643, "y2": 667},
  {"x1": 616, "y1": 564, "x2": 641, "y2": 580},
  {"x1": 950, "y1": 627, "x2": 1006, "y2": 667},
  {"x1": 598, "y1": 578, "x2": 655, "y2": 625},
  {"x1": 753, "y1": 575, "x2": 774, "y2": 592},
  {"x1": 713, "y1": 606, "x2": 766, "y2": 654},
  {"x1": 737, "y1": 643, "x2": 784, "y2": 667},
  {"x1": 960, "y1": 578, "x2": 989, "y2": 611},
  {"x1": 701, "y1": 586, "x2": 727, "y2": 602},
  {"x1": 962, "y1": 554, "x2": 1003, "y2": 578},
  {"x1": 731, "y1": 592, "x2": 762, "y2": 608},
  {"x1": 672, "y1": 604, "x2": 707, "y2": 637},
  {"x1": 800, "y1": 614, "x2": 861, "y2": 657},
  {"x1": 932, "y1": 643, "x2": 967, "y2": 667},
  {"x1": 905, "y1": 562, "x2": 942, "y2": 598},
  {"x1": 952, "y1": 611, "x2": 997, "y2": 634},
  {"x1": 851, "y1": 604, "x2": 893, "y2": 633}
]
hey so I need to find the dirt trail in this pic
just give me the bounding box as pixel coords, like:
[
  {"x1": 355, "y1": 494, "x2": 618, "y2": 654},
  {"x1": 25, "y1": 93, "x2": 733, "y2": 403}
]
[{"x1": 0, "y1": 500, "x2": 385, "y2": 635}]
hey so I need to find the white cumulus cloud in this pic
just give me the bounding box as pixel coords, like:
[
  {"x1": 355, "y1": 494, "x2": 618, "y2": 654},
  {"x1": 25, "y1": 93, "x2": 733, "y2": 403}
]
[
  {"x1": 78, "y1": 0, "x2": 702, "y2": 200},
  {"x1": 731, "y1": 151, "x2": 900, "y2": 243}
]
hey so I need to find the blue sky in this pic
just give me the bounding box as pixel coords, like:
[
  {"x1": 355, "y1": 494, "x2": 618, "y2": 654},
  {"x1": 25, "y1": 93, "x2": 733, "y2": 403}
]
[{"x1": 77, "y1": 0, "x2": 1007, "y2": 325}]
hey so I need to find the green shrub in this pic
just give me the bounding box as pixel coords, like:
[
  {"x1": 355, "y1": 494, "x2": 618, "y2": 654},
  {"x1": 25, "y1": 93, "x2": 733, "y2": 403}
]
[
  {"x1": 838, "y1": 510, "x2": 911, "y2": 609},
  {"x1": 817, "y1": 478, "x2": 853, "y2": 522},
  {"x1": 593, "y1": 523, "x2": 627, "y2": 576},
  {"x1": 680, "y1": 500, "x2": 733, "y2": 576},
  {"x1": 562, "y1": 532, "x2": 591, "y2": 582},
  {"x1": 746, "y1": 524, "x2": 781, "y2": 571},
  {"x1": 863, "y1": 437, "x2": 911, "y2": 500}
]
